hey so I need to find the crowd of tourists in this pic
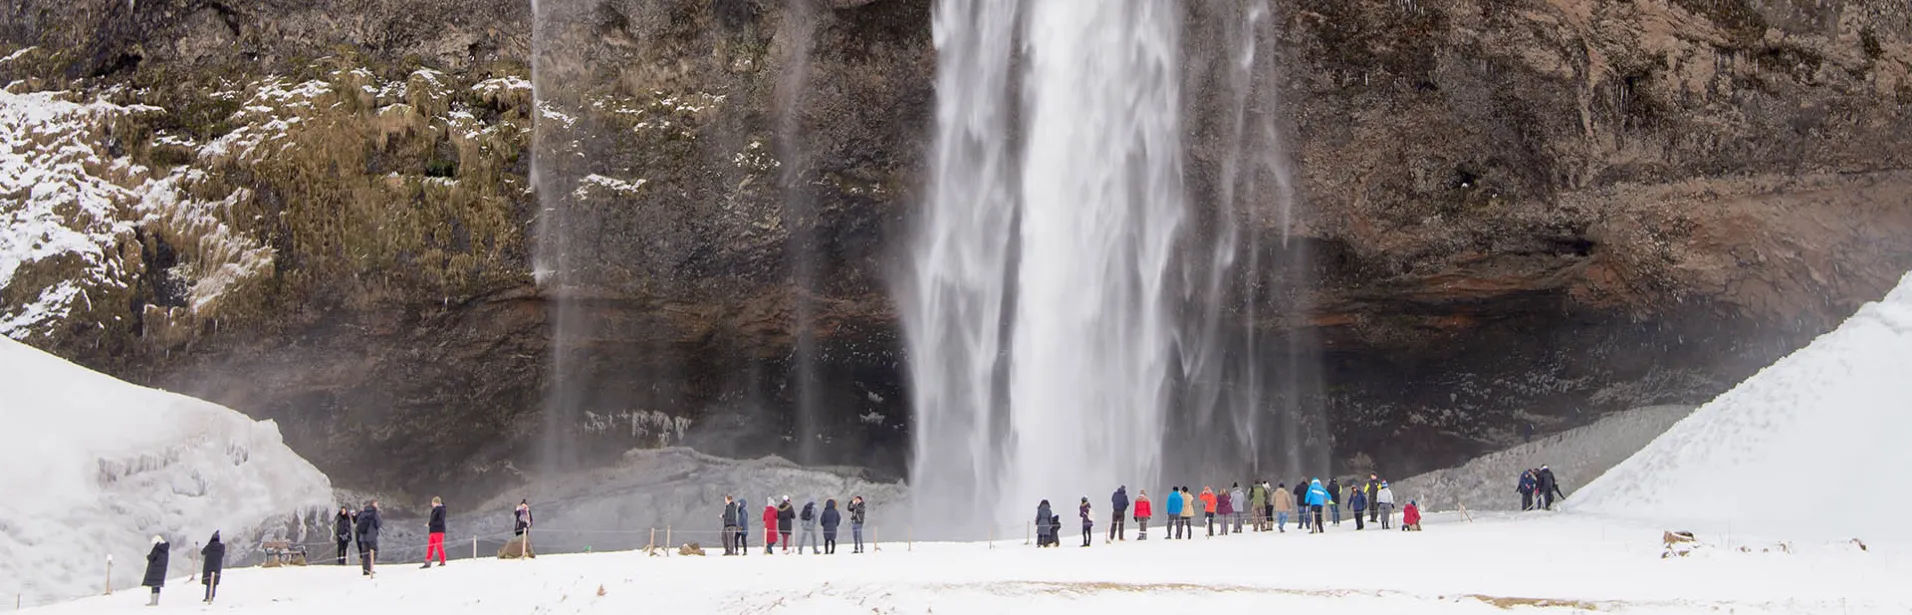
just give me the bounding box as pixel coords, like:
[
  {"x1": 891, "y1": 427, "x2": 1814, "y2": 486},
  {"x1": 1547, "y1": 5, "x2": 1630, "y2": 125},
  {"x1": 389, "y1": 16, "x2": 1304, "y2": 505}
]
[
  {"x1": 1037, "y1": 473, "x2": 1426, "y2": 548},
  {"x1": 717, "y1": 494, "x2": 871, "y2": 556}
]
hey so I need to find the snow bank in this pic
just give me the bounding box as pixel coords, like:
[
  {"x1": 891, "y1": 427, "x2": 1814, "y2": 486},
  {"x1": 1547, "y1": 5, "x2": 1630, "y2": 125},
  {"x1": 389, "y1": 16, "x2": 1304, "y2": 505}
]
[
  {"x1": 1574, "y1": 272, "x2": 1912, "y2": 544},
  {"x1": 0, "y1": 338, "x2": 332, "y2": 605},
  {"x1": 1394, "y1": 405, "x2": 1694, "y2": 512}
]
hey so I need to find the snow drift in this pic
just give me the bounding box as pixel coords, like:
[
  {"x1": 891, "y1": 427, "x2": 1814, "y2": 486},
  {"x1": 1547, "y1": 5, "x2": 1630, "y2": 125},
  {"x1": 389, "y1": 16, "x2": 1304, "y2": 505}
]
[
  {"x1": 0, "y1": 338, "x2": 332, "y2": 605},
  {"x1": 1575, "y1": 272, "x2": 1912, "y2": 543},
  {"x1": 1395, "y1": 404, "x2": 1694, "y2": 513}
]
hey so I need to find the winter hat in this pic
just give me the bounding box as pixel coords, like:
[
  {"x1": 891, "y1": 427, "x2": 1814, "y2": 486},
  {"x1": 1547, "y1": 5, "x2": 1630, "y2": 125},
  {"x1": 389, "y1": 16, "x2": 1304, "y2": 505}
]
[
  {"x1": 783, "y1": 495, "x2": 791, "y2": 502},
  {"x1": 151, "y1": 535, "x2": 165, "y2": 545}
]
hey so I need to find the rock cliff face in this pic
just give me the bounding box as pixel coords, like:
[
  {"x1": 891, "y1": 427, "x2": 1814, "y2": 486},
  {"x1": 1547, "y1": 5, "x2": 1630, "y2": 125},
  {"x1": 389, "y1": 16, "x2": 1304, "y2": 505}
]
[{"x1": 3, "y1": 0, "x2": 1909, "y2": 500}]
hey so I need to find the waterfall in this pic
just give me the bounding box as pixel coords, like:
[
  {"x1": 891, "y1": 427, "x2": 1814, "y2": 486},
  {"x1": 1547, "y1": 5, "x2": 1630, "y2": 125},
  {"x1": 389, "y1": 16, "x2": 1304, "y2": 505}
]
[{"x1": 905, "y1": 0, "x2": 1187, "y2": 536}]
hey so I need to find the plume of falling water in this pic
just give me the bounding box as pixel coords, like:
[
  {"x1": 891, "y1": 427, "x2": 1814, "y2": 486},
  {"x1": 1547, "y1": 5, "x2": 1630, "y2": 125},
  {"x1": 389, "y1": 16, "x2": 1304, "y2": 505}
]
[
  {"x1": 905, "y1": 0, "x2": 1185, "y2": 536},
  {"x1": 776, "y1": 0, "x2": 821, "y2": 465}
]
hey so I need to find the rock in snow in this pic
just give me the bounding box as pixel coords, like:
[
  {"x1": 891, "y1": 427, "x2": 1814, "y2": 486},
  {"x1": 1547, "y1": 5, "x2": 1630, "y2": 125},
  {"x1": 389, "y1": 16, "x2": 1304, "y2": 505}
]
[
  {"x1": 1575, "y1": 271, "x2": 1912, "y2": 544},
  {"x1": 0, "y1": 337, "x2": 332, "y2": 605}
]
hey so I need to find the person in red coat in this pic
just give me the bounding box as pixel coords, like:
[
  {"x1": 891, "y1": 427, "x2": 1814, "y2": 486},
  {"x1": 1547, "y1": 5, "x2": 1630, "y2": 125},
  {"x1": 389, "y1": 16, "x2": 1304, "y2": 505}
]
[
  {"x1": 1401, "y1": 501, "x2": 1422, "y2": 531},
  {"x1": 763, "y1": 502, "x2": 780, "y2": 554},
  {"x1": 1133, "y1": 489, "x2": 1153, "y2": 540}
]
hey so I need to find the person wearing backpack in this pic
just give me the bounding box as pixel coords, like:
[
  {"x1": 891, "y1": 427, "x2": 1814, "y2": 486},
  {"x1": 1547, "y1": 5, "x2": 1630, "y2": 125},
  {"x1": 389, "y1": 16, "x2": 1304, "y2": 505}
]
[{"x1": 799, "y1": 500, "x2": 821, "y2": 554}]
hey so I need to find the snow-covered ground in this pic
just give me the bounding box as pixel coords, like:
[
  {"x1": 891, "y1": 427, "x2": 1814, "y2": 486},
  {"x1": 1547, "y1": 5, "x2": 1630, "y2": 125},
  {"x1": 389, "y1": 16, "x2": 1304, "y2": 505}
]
[
  {"x1": 1395, "y1": 404, "x2": 1695, "y2": 513},
  {"x1": 0, "y1": 338, "x2": 333, "y2": 607},
  {"x1": 1574, "y1": 271, "x2": 1912, "y2": 546},
  {"x1": 24, "y1": 510, "x2": 1904, "y2": 614}
]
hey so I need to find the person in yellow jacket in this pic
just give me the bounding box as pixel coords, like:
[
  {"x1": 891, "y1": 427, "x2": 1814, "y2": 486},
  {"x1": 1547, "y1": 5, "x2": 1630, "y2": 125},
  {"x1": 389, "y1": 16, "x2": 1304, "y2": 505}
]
[{"x1": 1179, "y1": 487, "x2": 1197, "y2": 540}]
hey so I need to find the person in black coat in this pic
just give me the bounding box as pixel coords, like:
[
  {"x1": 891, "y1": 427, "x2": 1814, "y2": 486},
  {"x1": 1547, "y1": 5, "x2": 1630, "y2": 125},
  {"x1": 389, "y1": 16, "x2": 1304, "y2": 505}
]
[
  {"x1": 422, "y1": 497, "x2": 448, "y2": 568},
  {"x1": 820, "y1": 499, "x2": 842, "y2": 554},
  {"x1": 334, "y1": 507, "x2": 354, "y2": 565},
  {"x1": 1537, "y1": 465, "x2": 1565, "y2": 509},
  {"x1": 357, "y1": 500, "x2": 383, "y2": 576},
  {"x1": 200, "y1": 532, "x2": 225, "y2": 604},
  {"x1": 141, "y1": 535, "x2": 169, "y2": 606},
  {"x1": 720, "y1": 495, "x2": 740, "y2": 556},
  {"x1": 1109, "y1": 486, "x2": 1129, "y2": 542},
  {"x1": 775, "y1": 496, "x2": 797, "y2": 553}
]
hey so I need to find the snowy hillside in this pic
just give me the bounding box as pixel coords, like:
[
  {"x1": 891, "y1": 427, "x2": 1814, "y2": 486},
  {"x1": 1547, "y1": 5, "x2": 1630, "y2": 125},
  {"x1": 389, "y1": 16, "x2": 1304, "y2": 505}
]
[
  {"x1": 21, "y1": 512, "x2": 1904, "y2": 614},
  {"x1": 1394, "y1": 405, "x2": 1694, "y2": 512},
  {"x1": 0, "y1": 338, "x2": 332, "y2": 606},
  {"x1": 1574, "y1": 272, "x2": 1912, "y2": 544}
]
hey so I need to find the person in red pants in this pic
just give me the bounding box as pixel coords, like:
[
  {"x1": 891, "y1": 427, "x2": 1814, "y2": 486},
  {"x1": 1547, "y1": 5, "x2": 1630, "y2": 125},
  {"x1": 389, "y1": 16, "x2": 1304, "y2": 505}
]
[{"x1": 421, "y1": 497, "x2": 447, "y2": 568}]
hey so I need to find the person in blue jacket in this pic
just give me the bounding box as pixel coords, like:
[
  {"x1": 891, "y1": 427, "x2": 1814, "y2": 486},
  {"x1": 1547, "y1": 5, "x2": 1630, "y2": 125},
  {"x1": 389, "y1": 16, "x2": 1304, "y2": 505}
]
[
  {"x1": 1305, "y1": 479, "x2": 1329, "y2": 534},
  {"x1": 1163, "y1": 485, "x2": 1185, "y2": 539},
  {"x1": 820, "y1": 499, "x2": 842, "y2": 554},
  {"x1": 737, "y1": 496, "x2": 750, "y2": 555},
  {"x1": 1518, "y1": 470, "x2": 1537, "y2": 511},
  {"x1": 1350, "y1": 487, "x2": 1368, "y2": 531}
]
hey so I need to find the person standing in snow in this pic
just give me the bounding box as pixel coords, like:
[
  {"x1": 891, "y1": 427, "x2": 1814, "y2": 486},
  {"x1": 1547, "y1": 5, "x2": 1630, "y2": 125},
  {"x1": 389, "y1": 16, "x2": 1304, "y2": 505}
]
[
  {"x1": 1223, "y1": 483, "x2": 1238, "y2": 534},
  {"x1": 1110, "y1": 486, "x2": 1129, "y2": 542},
  {"x1": 737, "y1": 496, "x2": 750, "y2": 554},
  {"x1": 1349, "y1": 487, "x2": 1368, "y2": 530},
  {"x1": 1376, "y1": 482, "x2": 1396, "y2": 529},
  {"x1": 821, "y1": 499, "x2": 842, "y2": 554},
  {"x1": 514, "y1": 499, "x2": 533, "y2": 536},
  {"x1": 1517, "y1": 470, "x2": 1537, "y2": 511},
  {"x1": 1035, "y1": 499, "x2": 1055, "y2": 547},
  {"x1": 721, "y1": 495, "x2": 740, "y2": 556},
  {"x1": 1365, "y1": 473, "x2": 1382, "y2": 524},
  {"x1": 1248, "y1": 482, "x2": 1266, "y2": 532},
  {"x1": 142, "y1": 535, "x2": 168, "y2": 606},
  {"x1": 849, "y1": 496, "x2": 867, "y2": 554},
  {"x1": 1134, "y1": 489, "x2": 1153, "y2": 540},
  {"x1": 1327, "y1": 478, "x2": 1344, "y2": 526},
  {"x1": 1305, "y1": 479, "x2": 1329, "y2": 533},
  {"x1": 1292, "y1": 481, "x2": 1309, "y2": 527},
  {"x1": 422, "y1": 496, "x2": 447, "y2": 568},
  {"x1": 1079, "y1": 497, "x2": 1094, "y2": 547},
  {"x1": 1401, "y1": 500, "x2": 1422, "y2": 531},
  {"x1": 1200, "y1": 486, "x2": 1218, "y2": 537},
  {"x1": 1179, "y1": 487, "x2": 1197, "y2": 540},
  {"x1": 799, "y1": 500, "x2": 820, "y2": 554},
  {"x1": 358, "y1": 500, "x2": 383, "y2": 576},
  {"x1": 1272, "y1": 482, "x2": 1295, "y2": 532},
  {"x1": 777, "y1": 496, "x2": 797, "y2": 553},
  {"x1": 1537, "y1": 466, "x2": 1565, "y2": 510},
  {"x1": 1226, "y1": 483, "x2": 1244, "y2": 535},
  {"x1": 334, "y1": 506, "x2": 354, "y2": 565},
  {"x1": 200, "y1": 531, "x2": 225, "y2": 604},
  {"x1": 1163, "y1": 486, "x2": 1184, "y2": 539},
  {"x1": 763, "y1": 500, "x2": 780, "y2": 555}
]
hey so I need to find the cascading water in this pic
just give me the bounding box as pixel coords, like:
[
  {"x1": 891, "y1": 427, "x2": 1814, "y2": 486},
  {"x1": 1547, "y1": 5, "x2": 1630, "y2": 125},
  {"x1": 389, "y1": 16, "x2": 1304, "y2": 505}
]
[
  {"x1": 907, "y1": 0, "x2": 1319, "y2": 536},
  {"x1": 905, "y1": 0, "x2": 1188, "y2": 536}
]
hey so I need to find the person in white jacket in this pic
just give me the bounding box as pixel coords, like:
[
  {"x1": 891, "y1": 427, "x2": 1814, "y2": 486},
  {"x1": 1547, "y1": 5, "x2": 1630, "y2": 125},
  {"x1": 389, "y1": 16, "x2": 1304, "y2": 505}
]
[{"x1": 1375, "y1": 482, "x2": 1396, "y2": 530}]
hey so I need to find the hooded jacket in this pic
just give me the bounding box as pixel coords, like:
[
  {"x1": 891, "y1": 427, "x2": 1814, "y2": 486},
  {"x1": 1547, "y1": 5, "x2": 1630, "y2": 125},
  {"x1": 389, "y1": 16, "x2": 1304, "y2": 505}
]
[
  {"x1": 763, "y1": 505, "x2": 780, "y2": 544},
  {"x1": 1403, "y1": 503, "x2": 1422, "y2": 526},
  {"x1": 1217, "y1": 490, "x2": 1234, "y2": 516},
  {"x1": 141, "y1": 538, "x2": 169, "y2": 588},
  {"x1": 777, "y1": 500, "x2": 796, "y2": 531},
  {"x1": 737, "y1": 499, "x2": 749, "y2": 530},
  {"x1": 1350, "y1": 489, "x2": 1368, "y2": 512},
  {"x1": 1228, "y1": 488, "x2": 1245, "y2": 515},
  {"x1": 1377, "y1": 486, "x2": 1395, "y2": 506},
  {"x1": 1305, "y1": 480, "x2": 1329, "y2": 507},
  {"x1": 1273, "y1": 487, "x2": 1296, "y2": 513},
  {"x1": 800, "y1": 502, "x2": 818, "y2": 530},
  {"x1": 356, "y1": 505, "x2": 382, "y2": 544},
  {"x1": 1199, "y1": 489, "x2": 1218, "y2": 514},
  {"x1": 200, "y1": 533, "x2": 225, "y2": 586},
  {"x1": 1111, "y1": 487, "x2": 1129, "y2": 515},
  {"x1": 1079, "y1": 500, "x2": 1092, "y2": 526},
  {"x1": 821, "y1": 500, "x2": 842, "y2": 532},
  {"x1": 1036, "y1": 501, "x2": 1054, "y2": 530},
  {"x1": 1517, "y1": 472, "x2": 1537, "y2": 495},
  {"x1": 1134, "y1": 494, "x2": 1152, "y2": 519}
]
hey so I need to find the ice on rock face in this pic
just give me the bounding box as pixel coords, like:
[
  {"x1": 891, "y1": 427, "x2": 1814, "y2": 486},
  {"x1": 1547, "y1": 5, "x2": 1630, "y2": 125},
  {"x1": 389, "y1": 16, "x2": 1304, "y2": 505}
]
[
  {"x1": 0, "y1": 338, "x2": 332, "y2": 606},
  {"x1": 1574, "y1": 271, "x2": 1912, "y2": 545}
]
